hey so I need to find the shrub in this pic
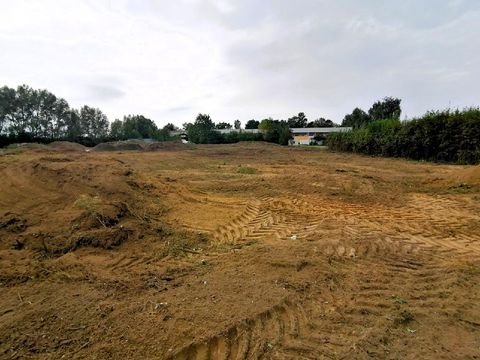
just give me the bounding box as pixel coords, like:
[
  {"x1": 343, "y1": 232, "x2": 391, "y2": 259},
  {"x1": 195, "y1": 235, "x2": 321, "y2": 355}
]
[{"x1": 326, "y1": 108, "x2": 480, "y2": 164}]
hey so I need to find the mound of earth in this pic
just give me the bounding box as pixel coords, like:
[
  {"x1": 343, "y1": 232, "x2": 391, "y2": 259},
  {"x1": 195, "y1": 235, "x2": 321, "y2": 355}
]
[
  {"x1": 91, "y1": 141, "x2": 145, "y2": 152},
  {"x1": 146, "y1": 140, "x2": 194, "y2": 151},
  {"x1": 48, "y1": 141, "x2": 86, "y2": 152},
  {"x1": 6, "y1": 143, "x2": 48, "y2": 150}
]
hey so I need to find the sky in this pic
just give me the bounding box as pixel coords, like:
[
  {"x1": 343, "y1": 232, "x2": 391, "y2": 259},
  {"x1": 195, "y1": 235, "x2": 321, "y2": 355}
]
[{"x1": 1, "y1": 0, "x2": 479, "y2": 127}]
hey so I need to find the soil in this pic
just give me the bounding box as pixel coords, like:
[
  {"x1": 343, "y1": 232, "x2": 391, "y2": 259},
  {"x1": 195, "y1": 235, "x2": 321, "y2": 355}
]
[{"x1": 0, "y1": 142, "x2": 479, "y2": 359}]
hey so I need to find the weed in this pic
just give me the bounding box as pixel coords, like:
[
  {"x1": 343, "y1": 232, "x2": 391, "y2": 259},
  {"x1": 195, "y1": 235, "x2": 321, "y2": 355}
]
[
  {"x1": 237, "y1": 166, "x2": 257, "y2": 174},
  {"x1": 392, "y1": 295, "x2": 407, "y2": 305},
  {"x1": 395, "y1": 310, "x2": 415, "y2": 325},
  {"x1": 74, "y1": 194, "x2": 107, "y2": 227}
]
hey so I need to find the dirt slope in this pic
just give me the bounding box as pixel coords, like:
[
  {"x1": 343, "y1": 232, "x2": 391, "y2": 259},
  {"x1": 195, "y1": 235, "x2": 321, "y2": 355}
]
[{"x1": 0, "y1": 143, "x2": 479, "y2": 359}]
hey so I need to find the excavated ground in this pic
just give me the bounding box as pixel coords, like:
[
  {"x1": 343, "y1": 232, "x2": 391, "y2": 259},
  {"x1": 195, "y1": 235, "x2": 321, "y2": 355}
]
[{"x1": 1, "y1": 142, "x2": 479, "y2": 359}]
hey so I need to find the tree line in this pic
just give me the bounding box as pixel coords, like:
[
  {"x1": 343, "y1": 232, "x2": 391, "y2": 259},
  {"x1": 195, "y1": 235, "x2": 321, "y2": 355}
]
[
  {"x1": 0, "y1": 84, "x2": 177, "y2": 147},
  {"x1": 328, "y1": 106, "x2": 480, "y2": 164},
  {"x1": 183, "y1": 114, "x2": 293, "y2": 145},
  {"x1": 244, "y1": 113, "x2": 338, "y2": 129}
]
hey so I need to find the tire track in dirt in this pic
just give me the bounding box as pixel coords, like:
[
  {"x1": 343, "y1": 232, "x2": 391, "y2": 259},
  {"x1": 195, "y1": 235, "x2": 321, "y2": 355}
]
[
  {"x1": 168, "y1": 299, "x2": 308, "y2": 360},
  {"x1": 211, "y1": 200, "x2": 262, "y2": 243},
  {"x1": 167, "y1": 249, "x2": 449, "y2": 360},
  {"x1": 193, "y1": 188, "x2": 480, "y2": 259}
]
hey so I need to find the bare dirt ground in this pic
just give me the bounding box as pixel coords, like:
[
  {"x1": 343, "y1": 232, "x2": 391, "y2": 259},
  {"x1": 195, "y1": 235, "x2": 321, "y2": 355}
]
[{"x1": 1, "y1": 142, "x2": 479, "y2": 359}]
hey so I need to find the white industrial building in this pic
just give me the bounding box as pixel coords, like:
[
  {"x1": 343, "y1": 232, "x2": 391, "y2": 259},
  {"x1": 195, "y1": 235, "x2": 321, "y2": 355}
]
[{"x1": 290, "y1": 127, "x2": 352, "y2": 146}]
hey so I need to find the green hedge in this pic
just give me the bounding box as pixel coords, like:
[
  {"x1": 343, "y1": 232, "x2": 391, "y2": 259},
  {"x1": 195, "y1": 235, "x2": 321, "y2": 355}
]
[{"x1": 327, "y1": 108, "x2": 480, "y2": 164}]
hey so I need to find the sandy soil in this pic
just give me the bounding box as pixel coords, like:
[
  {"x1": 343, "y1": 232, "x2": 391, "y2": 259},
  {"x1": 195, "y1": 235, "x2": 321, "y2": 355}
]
[{"x1": 0, "y1": 142, "x2": 479, "y2": 359}]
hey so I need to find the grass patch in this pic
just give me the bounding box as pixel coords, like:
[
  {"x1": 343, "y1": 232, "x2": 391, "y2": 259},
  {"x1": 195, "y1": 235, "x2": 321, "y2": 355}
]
[{"x1": 237, "y1": 166, "x2": 258, "y2": 174}]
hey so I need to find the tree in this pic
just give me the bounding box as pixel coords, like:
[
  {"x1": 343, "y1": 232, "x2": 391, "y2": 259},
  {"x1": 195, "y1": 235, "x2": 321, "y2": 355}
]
[
  {"x1": 307, "y1": 118, "x2": 336, "y2": 128},
  {"x1": 113, "y1": 114, "x2": 159, "y2": 139},
  {"x1": 163, "y1": 123, "x2": 178, "y2": 132},
  {"x1": 51, "y1": 97, "x2": 71, "y2": 138},
  {"x1": 342, "y1": 108, "x2": 371, "y2": 129},
  {"x1": 215, "y1": 122, "x2": 232, "y2": 129},
  {"x1": 110, "y1": 119, "x2": 124, "y2": 139},
  {"x1": 64, "y1": 109, "x2": 83, "y2": 139},
  {"x1": 258, "y1": 118, "x2": 274, "y2": 131},
  {"x1": 0, "y1": 86, "x2": 17, "y2": 133},
  {"x1": 80, "y1": 106, "x2": 109, "y2": 139},
  {"x1": 234, "y1": 119, "x2": 241, "y2": 129},
  {"x1": 368, "y1": 97, "x2": 402, "y2": 121},
  {"x1": 245, "y1": 119, "x2": 259, "y2": 129},
  {"x1": 186, "y1": 113, "x2": 215, "y2": 143},
  {"x1": 11, "y1": 85, "x2": 36, "y2": 135},
  {"x1": 287, "y1": 112, "x2": 308, "y2": 128},
  {"x1": 260, "y1": 118, "x2": 292, "y2": 145}
]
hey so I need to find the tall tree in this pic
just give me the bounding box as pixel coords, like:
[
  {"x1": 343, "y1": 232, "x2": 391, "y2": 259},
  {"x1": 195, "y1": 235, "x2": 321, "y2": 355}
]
[
  {"x1": 369, "y1": 97, "x2": 402, "y2": 121},
  {"x1": 110, "y1": 119, "x2": 124, "y2": 139},
  {"x1": 64, "y1": 109, "x2": 83, "y2": 139},
  {"x1": 245, "y1": 119, "x2": 259, "y2": 129},
  {"x1": 0, "y1": 86, "x2": 17, "y2": 133},
  {"x1": 216, "y1": 122, "x2": 232, "y2": 129},
  {"x1": 287, "y1": 112, "x2": 308, "y2": 128},
  {"x1": 307, "y1": 118, "x2": 336, "y2": 127},
  {"x1": 163, "y1": 123, "x2": 178, "y2": 132},
  {"x1": 234, "y1": 119, "x2": 241, "y2": 129},
  {"x1": 342, "y1": 108, "x2": 371, "y2": 129},
  {"x1": 186, "y1": 113, "x2": 215, "y2": 143},
  {"x1": 80, "y1": 106, "x2": 109, "y2": 139}
]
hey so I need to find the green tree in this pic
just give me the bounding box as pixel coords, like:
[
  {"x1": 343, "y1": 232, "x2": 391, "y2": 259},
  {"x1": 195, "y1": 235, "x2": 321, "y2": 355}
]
[
  {"x1": 307, "y1": 118, "x2": 336, "y2": 127},
  {"x1": 110, "y1": 119, "x2": 124, "y2": 139},
  {"x1": 369, "y1": 97, "x2": 402, "y2": 121},
  {"x1": 260, "y1": 119, "x2": 292, "y2": 145},
  {"x1": 216, "y1": 122, "x2": 232, "y2": 129},
  {"x1": 287, "y1": 112, "x2": 308, "y2": 128},
  {"x1": 64, "y1": 109, "x2": 83, "y2": 139},
  {"x1": 0, "y1": 86, "x2": 17, "y2": 133},
  {"x1": 80, "y1": 105, "x2": 109, "y2": 139},
  {"x1": 234, "y1": 119, "x2": 241, "y2": 129},
  {"x1": 186, "y1": 113, "x2": 215, "y2": 143},
  {"x1": 245, "y1": 119, "x2": 259, "y2": 129},
  {"x1": 163, "y1": 123, "x2": 178, "y2": 132},
  {"x1": 342, "y1": 108, "x2": 371, "y2": 129}
]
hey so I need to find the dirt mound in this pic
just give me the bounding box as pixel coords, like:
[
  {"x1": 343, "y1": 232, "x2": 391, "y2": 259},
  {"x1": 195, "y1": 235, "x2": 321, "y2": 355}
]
[
  {"x1": 91, "y1": 141, "x2": 145, "y2": 152},
  {"x1": 48, "y1": 141, "x2": 86, "y2": 152},
  {"x1": 4, "y1": 143, "x2": 48, "y2": 151},
  {"x1": 146, "y1": 140, "x2": 194, "y2": 151}
]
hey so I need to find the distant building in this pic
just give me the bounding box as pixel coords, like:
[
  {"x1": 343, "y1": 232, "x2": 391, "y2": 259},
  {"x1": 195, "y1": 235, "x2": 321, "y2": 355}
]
[
  {"x1": 170, "y1": 127, "x2": 351, "y2": 145},
  {"x1": 290, "y1": 127, "x2": 352, "y2": 146}
]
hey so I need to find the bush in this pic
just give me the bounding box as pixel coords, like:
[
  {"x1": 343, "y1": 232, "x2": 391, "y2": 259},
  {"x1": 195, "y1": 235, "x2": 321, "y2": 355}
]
[{"x1": 327, "y1": 108, "x2": 480, "y2": 164}]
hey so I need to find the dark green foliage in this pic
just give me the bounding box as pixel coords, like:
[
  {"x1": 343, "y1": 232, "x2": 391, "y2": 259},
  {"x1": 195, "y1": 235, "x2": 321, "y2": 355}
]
[
  {"x1": 183, "y1": 115, "x2": 288, "y2": 145},
  {"x1": 342, "y1": 97, "x2": 402, "y2": 129},
  {"x1": 215, "y1": 122, "x2": 232, "y2": 129},
  {"x1": 260, "y1": 119, "x2": 292, "y2": 145},
  {"x1": 80, "y1": 106, "x2": 109, "y2": 139},
  {"x1": 287, "y1": 112, "x2": 308, "y2": 128},
  {"x1": 109, "y1": 114, "x2": 173, "y2": 141},
  {"x1": 369, "y1": 97, "x2": 402, "y2": 121},
  {"x1": 342, "y1": 108, "x2": 371, "y2": 129},
  {"x1": 0, "y1": 84, "x2": 110, "y2": 145},
  {"x1": 245, "y1": 119, "x2": 259, "y2": 129},
  {"x1": 0, "y1": 84, "x2": 182, "y2": 147},
  {"x1": 328, "y1": 108, "x2": 480, "y2": 164},
  {"x1": 184, "y1": 113, "x2": 216, "y2": 144},
  {"x1": 306, "y1": 118, "x2": 337, "y2": 127}
]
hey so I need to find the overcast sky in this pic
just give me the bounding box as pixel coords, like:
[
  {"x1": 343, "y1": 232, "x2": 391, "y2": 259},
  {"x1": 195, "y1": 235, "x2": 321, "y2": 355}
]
[{"x1": 1, "y1": 0, "x2": 479, "y2": 127}]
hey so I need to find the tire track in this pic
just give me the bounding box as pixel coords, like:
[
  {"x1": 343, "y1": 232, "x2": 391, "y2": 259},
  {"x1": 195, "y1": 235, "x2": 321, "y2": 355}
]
[{"x1": 168, "y1": 299, "x2": 308, "y2": 360}]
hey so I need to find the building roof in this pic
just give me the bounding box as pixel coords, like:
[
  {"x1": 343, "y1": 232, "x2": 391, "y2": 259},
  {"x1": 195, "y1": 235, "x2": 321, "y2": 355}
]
[{"x1": 290, "y1": 127, "x2": 352, "y2": 134}]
